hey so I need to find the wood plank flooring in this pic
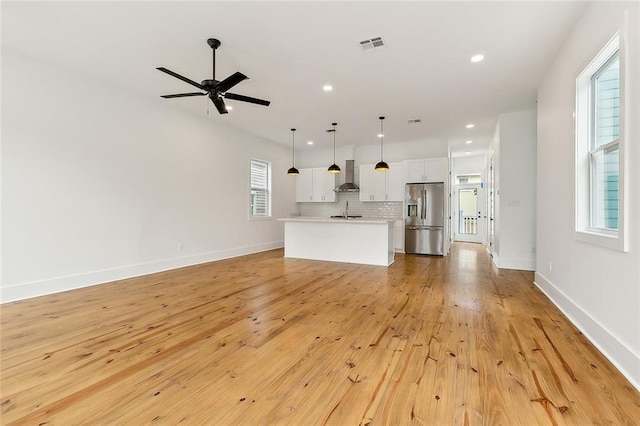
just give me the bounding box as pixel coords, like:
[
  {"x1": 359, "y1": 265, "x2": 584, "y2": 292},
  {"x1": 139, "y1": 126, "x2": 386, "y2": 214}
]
[{"x1": 1, "y1": 243, "x2": 639, "y2": 425}]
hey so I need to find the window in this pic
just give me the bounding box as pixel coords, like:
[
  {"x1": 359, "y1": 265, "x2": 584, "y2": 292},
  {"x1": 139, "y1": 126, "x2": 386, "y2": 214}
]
[
  {"x1": 250, "y1": 159, "x2": 271, "y2": 218},
  {"x1": 590, "y1": 53, "x2": 619, "y2": 230},
  {"x1": 575, "y1": 32, "x2": 627, "y2": 251}
]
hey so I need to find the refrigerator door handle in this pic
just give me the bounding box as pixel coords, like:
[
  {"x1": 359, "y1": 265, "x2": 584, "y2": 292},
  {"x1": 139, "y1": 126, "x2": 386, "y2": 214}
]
[{"x1": 421, "y1": 189, "x2": 427, "y2": 219}]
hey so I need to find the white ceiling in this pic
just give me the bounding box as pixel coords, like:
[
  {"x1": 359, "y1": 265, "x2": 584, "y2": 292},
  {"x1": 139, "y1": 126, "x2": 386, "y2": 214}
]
[{"x1": 2, "y1": 1, "x2": 586, "y2": 157}]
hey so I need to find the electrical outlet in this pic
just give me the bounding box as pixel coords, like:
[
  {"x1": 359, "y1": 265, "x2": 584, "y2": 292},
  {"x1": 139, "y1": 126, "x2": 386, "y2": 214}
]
[
  {"x1": 178, "y1": 242, "x2": 184, "y2": 251},
  {"x1": 549, "y1": 261, "x2": 553, "y2": 272}
]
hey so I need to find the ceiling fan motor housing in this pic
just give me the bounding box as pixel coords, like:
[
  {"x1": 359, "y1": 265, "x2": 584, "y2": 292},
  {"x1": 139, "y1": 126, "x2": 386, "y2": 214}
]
[{"x1": 201, "y1": 79, "x2": 219, "y2": 89}]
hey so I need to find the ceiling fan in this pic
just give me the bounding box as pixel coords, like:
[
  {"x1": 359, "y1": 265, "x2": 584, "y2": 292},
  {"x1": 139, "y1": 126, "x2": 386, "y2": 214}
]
[{"x1": 156, "y1": 38, "x2": 270, "y2": 114}]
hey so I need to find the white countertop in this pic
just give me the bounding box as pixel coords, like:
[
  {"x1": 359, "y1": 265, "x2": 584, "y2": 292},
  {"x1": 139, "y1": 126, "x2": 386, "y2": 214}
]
[{"x1": 278, "y1": 217, "x2": 397, "y2": 224}]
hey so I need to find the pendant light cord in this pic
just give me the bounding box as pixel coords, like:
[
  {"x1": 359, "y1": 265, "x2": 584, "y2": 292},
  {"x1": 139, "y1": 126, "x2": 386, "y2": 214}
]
[
  {"x1": 333, "y1": 123, "x2": 337, "y2": 163},
  {"x1": 291, "y1": 128, "x2": 296, "y2": 166},
  {"x1": 379, "y1": 117, "x2": 384, "y2": 161}
]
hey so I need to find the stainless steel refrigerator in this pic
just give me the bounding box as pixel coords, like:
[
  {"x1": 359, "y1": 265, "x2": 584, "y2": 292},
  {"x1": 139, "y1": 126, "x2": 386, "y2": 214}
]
[{"x1": 405, "y1": 183, "x2": 445, "y2": 255}]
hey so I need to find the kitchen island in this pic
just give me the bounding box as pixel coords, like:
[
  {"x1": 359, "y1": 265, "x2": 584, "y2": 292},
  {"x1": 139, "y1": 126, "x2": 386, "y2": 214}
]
[{"x1": 278, "y1": 217, "x2": 395, "y2": 266}]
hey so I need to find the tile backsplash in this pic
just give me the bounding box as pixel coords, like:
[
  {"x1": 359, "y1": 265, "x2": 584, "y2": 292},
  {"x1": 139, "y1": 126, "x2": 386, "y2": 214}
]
[{"x1": 296, "y1": 192, "x2": 403, "y2": 219}]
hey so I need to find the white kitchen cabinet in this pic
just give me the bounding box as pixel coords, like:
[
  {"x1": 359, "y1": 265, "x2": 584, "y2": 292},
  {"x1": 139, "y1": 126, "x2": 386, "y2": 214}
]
[
  {"x1": 359, "y1": 165, "x2": 386, "y2": 201},
  {"x1": 313, "y1": 168, "x2": 336, "y2": 202},
  {"x1": 295, "y1": 168, "x2": 313, "y2": 202},
  {"x1": 404, "y1": 157, "x2": 447, "y2": 183},
  {"x1": 386, "y1": 162, "x2": 405, "y2": 201},
  {"x1": 295, "y1": 168, "x2": 336, "y2": 202},
  {"x1": 359, "y1": 162, "x2": 404, "y2": 202},
  {"x1": 394, "y1": 219, "x2": 404, "y2": 253}
]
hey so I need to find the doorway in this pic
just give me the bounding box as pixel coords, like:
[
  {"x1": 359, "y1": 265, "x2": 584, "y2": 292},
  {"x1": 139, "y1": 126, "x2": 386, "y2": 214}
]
[{"x1": 454, "y1": 183, "x2": 485, "y2": 243}]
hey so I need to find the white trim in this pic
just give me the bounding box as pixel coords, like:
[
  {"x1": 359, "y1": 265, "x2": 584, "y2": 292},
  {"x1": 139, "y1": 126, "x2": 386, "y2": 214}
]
[
  {"x1": 247, "y1": 216, "x2": 274, "y2": 222},
  {"x1": 534, "y1": 272, "x2": 640, "y2": 392},
  {"x1": 574, "y1": 24, "x2": 628, "y2": 252},
  {"x1": 453, "y1": 183, "x2": 485, "y2": 244},
  {"x1": 494, "y1": 256, "x2": 535, "y2": 271},
  {"x1": 0, "y1": 241, "x2": 283, "y2": 304},
  {"x1": 249, "y1": 158, "x2": 272, "y2": 219}
]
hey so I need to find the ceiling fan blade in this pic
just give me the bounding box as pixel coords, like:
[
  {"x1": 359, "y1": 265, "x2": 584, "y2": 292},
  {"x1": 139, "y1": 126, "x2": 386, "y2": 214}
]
[
  {"x1": 210, "y1": 94, "x2": 228, "y2": 114},
  {"x1": 215, "y1": 72, "x2": 248, "y2": 92},
  {"x1": 224, "y1": 92, "x2": 270, "y2": 106},
  {"x1": 161, "y1": 92, "x2": 207, "y2": 99},
  {"x1": 156, "y1": 67, "x2": 207, "y2": 91}
]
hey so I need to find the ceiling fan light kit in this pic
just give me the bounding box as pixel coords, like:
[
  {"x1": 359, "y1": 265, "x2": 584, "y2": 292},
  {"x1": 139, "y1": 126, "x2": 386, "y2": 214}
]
[{"x1": 157, "y1": 38, "x2": 270, "y2": 115}]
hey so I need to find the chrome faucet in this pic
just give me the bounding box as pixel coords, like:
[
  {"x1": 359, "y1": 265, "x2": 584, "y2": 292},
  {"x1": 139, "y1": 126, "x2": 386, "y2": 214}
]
[{"x1": 345, "y1": 201, "x2": 349, "y2": 218}]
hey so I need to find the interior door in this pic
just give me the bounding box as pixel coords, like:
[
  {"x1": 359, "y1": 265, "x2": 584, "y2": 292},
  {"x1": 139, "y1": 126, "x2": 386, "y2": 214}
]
[{"x1": 454, "y1": 184, "x2": 485, "y2": 243}]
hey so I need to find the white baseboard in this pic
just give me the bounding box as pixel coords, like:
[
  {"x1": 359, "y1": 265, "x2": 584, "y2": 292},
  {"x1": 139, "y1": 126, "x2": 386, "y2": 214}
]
[
  {"x1": 495, "y1": 256, "x2": 535, "y2": 271},
  {"x1": 1, "y1": 241, "x2": 283, "y2": 304},
  {"x1": 535, "y1": 272, "x2": 640, "y2": 392}
]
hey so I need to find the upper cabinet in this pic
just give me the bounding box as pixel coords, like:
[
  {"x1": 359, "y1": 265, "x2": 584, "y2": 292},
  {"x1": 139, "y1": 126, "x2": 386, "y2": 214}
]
[
  {"x1": 359, "y1": 162, "x2": 405, "y2": 202},
  {"x1": 404, "y1": 157, "x2": 448, "y2": 183},
  {"x1": 312, "y1": 168, "x2": 336, "y2": 202},
  {"x1": 295, "y1": 168, "x2": 336, "y2": 202},
  {"x1": 386, "y1": 163, "x2": 406, "y2": 201},
  {"x1": 295, "y1": 168, "x2": 314, "y2": 202}
]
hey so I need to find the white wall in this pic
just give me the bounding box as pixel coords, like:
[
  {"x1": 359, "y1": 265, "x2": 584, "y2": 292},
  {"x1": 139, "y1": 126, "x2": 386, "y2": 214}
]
[
  {"x1": 490, "y1": 110, "x2": 537, "y2": 270},
  {"x1": 1, "y1": 49, "x2": 297, "y2": 303},
  {"x1": 355, "y1": 139, "x2": 449, "y2": 165},
  {"x1": 536, "y1": 2, "x2": 640, "y2": 389},
  {"x1": 297, "y1": 139, "x2": 448, "y2": 169},
  {"x1": 452, "y1": 154, "x2": 487, "y2": 181}
]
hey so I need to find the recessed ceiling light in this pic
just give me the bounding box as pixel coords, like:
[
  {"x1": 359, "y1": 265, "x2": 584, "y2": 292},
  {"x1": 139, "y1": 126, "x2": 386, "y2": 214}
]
[
  {"x1": 465, "y1": 123, "x2": 475, "y2": 128},
  {"x1": 466, "y1": 140, "x2": 473, "y2": 144},
  {"x1": 377, "y1": 133, "x2": 384, "y2": 138},
  {"x1": 226, "y1": 105, "x2": 233, "y2": 111},
  {"x1": 465, "y1": 151, "x2": 472, "y2": 155},
  {"x1": 470, "y1": 54, "x2": 484, "y2": 63},
  {"x1": 322, "y1": 84, "x2": 333, "y2": 92},
  {"x1": 307, "y1": 141, "x2": 314, "y2": 145}
]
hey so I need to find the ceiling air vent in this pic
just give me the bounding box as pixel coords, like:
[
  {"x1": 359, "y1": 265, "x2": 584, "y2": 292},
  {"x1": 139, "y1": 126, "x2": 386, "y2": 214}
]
[
  {"x1": 359, "y1": 36, "x2": 385, "y2": 52},
  {"x1": 407, "y1": 119, "x2": 422, "y2": 124}
]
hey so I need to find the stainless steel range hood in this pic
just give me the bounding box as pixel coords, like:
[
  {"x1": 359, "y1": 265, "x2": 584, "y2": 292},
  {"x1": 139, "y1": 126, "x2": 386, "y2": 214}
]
[{"x1": 334, "y1": 160, "x2": 359, "y2": 192}]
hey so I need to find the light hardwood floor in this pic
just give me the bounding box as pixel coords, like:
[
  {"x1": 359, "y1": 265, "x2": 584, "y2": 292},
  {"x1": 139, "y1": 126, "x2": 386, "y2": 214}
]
[{"x1": 1, "y1": 243, "x2": 639, "y2": 425}]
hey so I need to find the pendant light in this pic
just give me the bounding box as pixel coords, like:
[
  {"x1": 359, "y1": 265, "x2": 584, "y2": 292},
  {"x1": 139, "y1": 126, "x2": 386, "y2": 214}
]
[
  {"x1": 287, "y1": 128, "x2": 300, "y2": 176},
  {"x1": 375, "y1": 116, "x2": 390, "y2": 171},
  {"x1": 327, "y1": 122, "x2": 341, "y2": 174}
]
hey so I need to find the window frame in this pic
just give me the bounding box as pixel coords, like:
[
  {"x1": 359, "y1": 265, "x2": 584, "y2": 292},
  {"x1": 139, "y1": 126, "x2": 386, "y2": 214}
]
[
  {"x1": 249, "y1": 158, "x2": 272, "y2": 220},
  {"x1": 588, "y1": 50, "x2": 619, "y2": 233},
  {"x1": 574, "y1": 30, "x2": 628, "y2": 252}
]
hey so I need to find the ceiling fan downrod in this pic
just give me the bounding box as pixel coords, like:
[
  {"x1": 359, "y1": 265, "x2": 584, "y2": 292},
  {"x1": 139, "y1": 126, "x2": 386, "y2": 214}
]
[{"x1": 207, "y1": 38, "x2": 221, "y2": 82}]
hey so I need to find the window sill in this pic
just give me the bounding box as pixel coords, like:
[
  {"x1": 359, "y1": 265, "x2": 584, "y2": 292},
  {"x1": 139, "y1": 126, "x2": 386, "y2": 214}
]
[
  {"x1": 249, "y1": 216, "x2": 273, "y2": 222},
  {"x1": 574, "y1": 228, "x2": 627, "y2": 252}
]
